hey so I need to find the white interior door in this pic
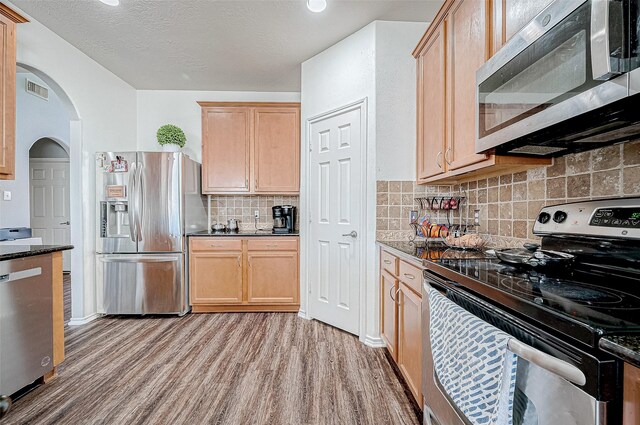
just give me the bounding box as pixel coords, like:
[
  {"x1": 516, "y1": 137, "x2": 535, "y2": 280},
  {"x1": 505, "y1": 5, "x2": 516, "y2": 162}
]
[
  {"x1": 30, "y1": 159, "x2": 71, "y2": 271},
  {"x1": 309, "y1": 105, "x2": 363, "y2": 335}
]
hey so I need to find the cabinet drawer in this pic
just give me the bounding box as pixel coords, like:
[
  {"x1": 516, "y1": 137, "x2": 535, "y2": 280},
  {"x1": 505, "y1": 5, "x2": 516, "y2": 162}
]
[
  {"x1": 399, "y1": 260, "x2": 422, "y2": 295},
  {"x1": 247, "y1": 238, "x2": 298, "y2": 251},
  {"x1": 381, "y1": 250, "x2": 398, "y2": 276},
  {"x1": 190, "y1": 238, "x2": 242, "y2": 252}
]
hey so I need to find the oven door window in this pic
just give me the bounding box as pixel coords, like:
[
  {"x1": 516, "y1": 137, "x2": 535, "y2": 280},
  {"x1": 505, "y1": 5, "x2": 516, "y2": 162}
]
[{"x1": 479, "y1": 1, "x2": 602, "y2": 139}]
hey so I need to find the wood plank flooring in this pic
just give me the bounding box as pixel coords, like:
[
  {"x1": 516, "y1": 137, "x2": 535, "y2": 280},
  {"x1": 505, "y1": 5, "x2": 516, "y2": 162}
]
[{"x1": 5, "y1": 278, "x2": 420, "y2": 425}]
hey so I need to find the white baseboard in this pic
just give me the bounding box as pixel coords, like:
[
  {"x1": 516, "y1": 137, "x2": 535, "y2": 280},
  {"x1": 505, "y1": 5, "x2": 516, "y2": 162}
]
[
  {"x1": 298, "y1": 309, "x2": 312, "y2": 320},
  {"x1": 363, "y1": 335, "x2": 386, "y2": 348},
  {"x1": 67, "y1": 313, "x2": 101, "y2": 326}
]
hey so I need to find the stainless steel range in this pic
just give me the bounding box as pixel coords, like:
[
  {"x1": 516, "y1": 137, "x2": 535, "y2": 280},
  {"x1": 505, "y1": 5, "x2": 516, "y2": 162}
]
[{"x1": 422, "y1": 198, "x2": 640, "y2": 425}]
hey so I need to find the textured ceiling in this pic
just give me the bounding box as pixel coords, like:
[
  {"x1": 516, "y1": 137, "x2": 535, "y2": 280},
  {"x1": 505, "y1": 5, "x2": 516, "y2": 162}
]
[{"x1": 12, "y1": 0, "x2": 443, "y2": 91}]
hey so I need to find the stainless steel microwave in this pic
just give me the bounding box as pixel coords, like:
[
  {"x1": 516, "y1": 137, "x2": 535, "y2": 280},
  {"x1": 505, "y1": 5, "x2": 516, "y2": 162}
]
[{"x1": 476, "y1": 0, "x2": 640, "y2": 157}]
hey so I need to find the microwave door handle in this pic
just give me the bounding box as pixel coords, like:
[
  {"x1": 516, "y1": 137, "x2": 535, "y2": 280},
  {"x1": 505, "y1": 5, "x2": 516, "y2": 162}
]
[
  {"x1": 591, "y1": 0, "x2": 622, "y2": 80},
  {"x1": 128, "y1": 162, "x2": 137, "y2": 242},
  {"x1": 507, "y1": 338, "x2": 587, "y2": 386}
]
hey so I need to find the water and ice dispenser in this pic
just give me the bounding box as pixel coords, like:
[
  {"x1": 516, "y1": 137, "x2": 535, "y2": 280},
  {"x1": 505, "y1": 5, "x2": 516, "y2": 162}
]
[{"x1": 99, "y1": 185, "x2": 130, "y2": 238}]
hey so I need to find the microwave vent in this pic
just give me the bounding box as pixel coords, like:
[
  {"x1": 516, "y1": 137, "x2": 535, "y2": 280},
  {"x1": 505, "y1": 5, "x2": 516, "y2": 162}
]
[
  {"x1": 509, "y1": 146, "x2": 566, "y2": 155},
  {"x1": 25, "y1": 79, "x2": 49, "y2": 100}
]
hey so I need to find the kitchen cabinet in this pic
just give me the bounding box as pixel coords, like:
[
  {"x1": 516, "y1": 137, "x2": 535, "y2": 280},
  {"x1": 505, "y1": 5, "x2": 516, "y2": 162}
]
[
  {"x1": 492, "y1": 0, "x2": 554, "y2": 55},
  {"x1": 413, "y1": 0, "x2": 550, "y2": 184},
  {"x1": 379, "y1": 247, "x2": 423, "y2": 405},
  {"x1": 381, "y1": 270, "x2": 398, "y2": 361},
  {"x1": 189, "y1": 236, "x2": 299, "y2": 312},
  {"x1": 0, "y1": 5, "x2": 27, "y2": 180},
  {"x1": 199, "y1": 102, "x2": 300, "y2": 194},
  {"x1": 624, "y1": 363, "x2": 640, "y2": 425}
]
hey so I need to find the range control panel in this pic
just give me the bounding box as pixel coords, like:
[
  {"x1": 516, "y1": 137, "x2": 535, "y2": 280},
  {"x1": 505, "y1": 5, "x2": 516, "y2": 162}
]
[{"x1": 533, "y1": 198, "x2": 640, "y2": 239}]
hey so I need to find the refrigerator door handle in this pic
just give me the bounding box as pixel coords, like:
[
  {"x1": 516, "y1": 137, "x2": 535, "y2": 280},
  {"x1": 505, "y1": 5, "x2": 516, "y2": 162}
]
[
  {"x1": 136, "y1": 161, "x2": 144, "y2": 241},
  {"x1": 128, "y1": 161, "x2": 137, "y2": 242},
  {"x1": 98, "y1": 254, "x2": 181, "y2": 263}
]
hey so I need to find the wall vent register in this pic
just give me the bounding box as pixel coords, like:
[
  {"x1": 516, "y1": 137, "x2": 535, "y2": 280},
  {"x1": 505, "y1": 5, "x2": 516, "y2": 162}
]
[{"x1": 25, "y1": 79, "x2": 49, "y2": 101}]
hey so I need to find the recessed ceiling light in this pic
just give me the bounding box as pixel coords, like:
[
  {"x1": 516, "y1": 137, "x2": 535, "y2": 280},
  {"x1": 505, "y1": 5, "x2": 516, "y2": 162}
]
[
  {"x1": 307, "y1": 0, "x2": 326, "y2": 13},
  {"x1": 99, "y1": 0, "x2": 120, "y2": 6}
]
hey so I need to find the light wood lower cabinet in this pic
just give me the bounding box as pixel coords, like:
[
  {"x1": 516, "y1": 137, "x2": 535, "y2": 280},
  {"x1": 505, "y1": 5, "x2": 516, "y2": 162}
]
[
  {"x1": 624, "y1": 362, "x2": 640, "y2": 425},
  {"x1": 189, "y1": 236, "x2": 299, "y2": 312},
  {"x1": 380, "y1": 248, "x2": 423, "y2": 406}
]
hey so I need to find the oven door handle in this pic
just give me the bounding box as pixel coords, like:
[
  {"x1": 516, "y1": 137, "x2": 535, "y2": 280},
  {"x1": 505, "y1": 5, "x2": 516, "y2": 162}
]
[{"x1": 509, "y1": 336, "x2": 586, "y2": 386}]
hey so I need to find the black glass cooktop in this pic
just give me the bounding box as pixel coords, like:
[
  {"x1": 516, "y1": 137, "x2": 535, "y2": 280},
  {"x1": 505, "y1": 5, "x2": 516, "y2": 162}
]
[{"x1": 428, "y1": 256, "x2": 640, "y2": 349}]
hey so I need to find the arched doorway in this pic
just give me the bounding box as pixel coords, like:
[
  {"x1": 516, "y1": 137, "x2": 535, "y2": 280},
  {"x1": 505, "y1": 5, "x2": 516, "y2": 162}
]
[{"x1": 16, "y1": 63, "x2": 86, "y2": 325}]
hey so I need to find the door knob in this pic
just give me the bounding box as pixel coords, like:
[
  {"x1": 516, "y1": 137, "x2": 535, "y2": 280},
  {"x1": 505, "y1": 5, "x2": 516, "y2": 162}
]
[
  {"x1": 59, "y1": 221, "x2": 70, "y2": 225},
  {"x1": 342, "y1": 231, "x2": 358, "y2": 238}
]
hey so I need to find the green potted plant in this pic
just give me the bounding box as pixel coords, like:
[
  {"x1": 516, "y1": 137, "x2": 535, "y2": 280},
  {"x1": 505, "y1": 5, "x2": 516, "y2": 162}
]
[{"x1": 157, "y1": 124, "x2": 186, "y2": 152}]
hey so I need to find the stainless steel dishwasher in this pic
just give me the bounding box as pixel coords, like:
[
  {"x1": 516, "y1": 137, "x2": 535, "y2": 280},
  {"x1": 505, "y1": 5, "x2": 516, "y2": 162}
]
[{"x1": 0, "y1": 255, "x2": 53, "y2": 415}]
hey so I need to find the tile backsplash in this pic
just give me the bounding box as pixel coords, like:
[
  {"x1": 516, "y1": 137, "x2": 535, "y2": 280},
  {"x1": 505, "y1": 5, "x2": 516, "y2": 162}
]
[
  {"x1": 377, "y1": 140, "x2": 640, "y2": 246},
  {"x1": 208, "y1": 195, "x2": 299, "y2": 231}
]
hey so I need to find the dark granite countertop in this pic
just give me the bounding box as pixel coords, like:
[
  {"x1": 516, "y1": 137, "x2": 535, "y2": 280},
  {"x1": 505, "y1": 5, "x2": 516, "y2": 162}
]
[
  {"x1": 188, "y1": 230, "x2": 299, "y2": 237},
  {"x1": 0, "y1": 245, "x2": 73, "y2": 261},
  {"x1": 376, "y1": 240, "x2": 491, "y2": 266},
  {"x1": 599, "y1": 336, "x2": 640, "y2": 368}
]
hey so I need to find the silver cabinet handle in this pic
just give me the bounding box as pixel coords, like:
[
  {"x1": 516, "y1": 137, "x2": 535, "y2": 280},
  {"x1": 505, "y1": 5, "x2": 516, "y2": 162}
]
[
  {"x1": 508, "y1": 338, "x2": 586, "y2": 386},
  {"x1": 395, "y1": 287, "x2": 401, "y2": 301},
  {"x1": 59, "y1": 221, "x2": 70, "y2": 225},
  {"x1": 342, "y1": 231, "x2": 358, "y2": 238},
  {"x1": 436, "y1": 151, "x2": 443, "y2": 169},
  {"x1": 383, "y1": 259, "x2": 392, "y2": 265},
  {"x1": 389, "y1": 285, "x2": 396, "y2": 302},
  {"x1": 445, "y1": 147, "x2": 452, "y2": 165},
  {"x1": 237, "y1": 255, "x2": 241, "y2": 267},
  {"x1": 403, "y1": 273, "x2": 416, "y2": 280}
]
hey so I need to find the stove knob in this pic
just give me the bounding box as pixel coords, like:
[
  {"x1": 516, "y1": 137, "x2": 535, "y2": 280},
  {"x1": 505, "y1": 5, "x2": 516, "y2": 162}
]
[
  {"x1": 537, "y1": 212, "x2": 551, "y2": 224},
  {"x1": 553, "y1": 210, "x2": 567, "y2": 223}
]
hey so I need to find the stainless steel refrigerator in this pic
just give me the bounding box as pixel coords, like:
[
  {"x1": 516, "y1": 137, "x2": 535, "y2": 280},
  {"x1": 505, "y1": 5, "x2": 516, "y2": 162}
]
[{"x1": 95, "y1": 152, "x2": 207, "y2": 315}]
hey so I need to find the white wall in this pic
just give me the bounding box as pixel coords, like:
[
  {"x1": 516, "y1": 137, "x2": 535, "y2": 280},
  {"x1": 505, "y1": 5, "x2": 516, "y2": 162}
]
[
  {"x1": 8, "y1": 0, "x2": 138, "y2": 324},
  {"x1": 375, "y1": 21, "x2": 427, "y2": 181},
  {"x1": 137, "y1": 90, "x2": 300, "y2": 162},
  {"x1": 300, "y1": 20, "x2": 426, "y2": 346},
  {"x1": 0, "y1": 72, "x2": 70, "y2": 227}
]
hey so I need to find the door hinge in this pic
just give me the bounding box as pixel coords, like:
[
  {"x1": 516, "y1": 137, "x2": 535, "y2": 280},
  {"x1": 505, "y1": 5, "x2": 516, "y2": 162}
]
[{"x1": 309, "y1": 142, "x2": 312, "y2": 152}]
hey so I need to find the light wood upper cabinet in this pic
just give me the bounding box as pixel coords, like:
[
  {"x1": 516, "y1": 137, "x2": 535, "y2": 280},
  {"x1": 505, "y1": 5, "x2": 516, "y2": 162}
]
[
  {"x1": 492, "y1": 0, "x2": 555, "y2": 55},
  {"x1": 398, "y1": 282, "x2": 423, "y2": 406},
  {"x1": 247, "y1": 250, "x2": 299, "y2": 304},
  {"x1": 254, "y1": 107, "x2": 300, "y2": 193},
  {"x1": 446, "y1": 0, "x2": 491, "y2": 171},
  {"x1": 417, "y1": 22, "x2": 447, "y2": 181},
  {"x1": 381, "y1": 269, "x2": 398, "y2": 361},
  {"x1": 200, "y1": 102, "x2": 300, "y2": 195},
  {"x1": 413, "y1": 0, "x2": 550, "y2": 184},
  {"x1": 0, "y1": 5, "x2": 27, "y2": 180}
]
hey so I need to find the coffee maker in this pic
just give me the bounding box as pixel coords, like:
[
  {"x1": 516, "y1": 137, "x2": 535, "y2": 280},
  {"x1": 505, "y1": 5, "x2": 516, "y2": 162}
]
[{"x1": 272, "y1": 205, "x2": 296, "y2": 234}]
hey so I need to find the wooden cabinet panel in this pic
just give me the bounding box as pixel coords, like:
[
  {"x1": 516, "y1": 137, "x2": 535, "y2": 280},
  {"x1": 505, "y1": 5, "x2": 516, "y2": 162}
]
[
  {"x1": 493, "y1": 0, "x2": 554, "y2": 55},
  {"x1": 399, "y1": 260, "x2": 422, "y2": 295},
  {"x1": 0, "y1": 11, "x2": 18, "y2": 179},
  {"x1": 446, "y1": 0, "x2": 490, "y2": 171},
  {"x1": 381, "y1": 250, "x2": 398, "y2": 276},
  {"x1": 624, "y1": 363, "x2": 640, "y2": 425},
  {"x1": 201, "y1": 107, "x2": 250, "y2": 193},
  {"x1": 417, "y1": 22, "x2": 447, "y2": 181},
  {"x1": 246, "y1": 238, "x2": 298, "y2": 251},
  {"x1": 381, "y1": 270, "x2": 398, "y2": 361},
  {"x1": 247, "y1": 251, "x2": 299, "y2": 304},
  {"x1": 253, "y1": 107, "x2": 300, "y2": 193},
  {"x1": 398, "y1": 283, "x2": 423, "y2": 405},
  {"x1": 190, "y1": 238, "x2": 242, "y2": 252},
  {"x1": 190, "y1": 252, "x2": 243, "y2": 304}
]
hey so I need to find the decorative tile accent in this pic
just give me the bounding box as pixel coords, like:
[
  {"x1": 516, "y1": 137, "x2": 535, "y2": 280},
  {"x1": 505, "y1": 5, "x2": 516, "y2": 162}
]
[{"x1": 377, "y1": 141, "x2": 640, "y2": 246}]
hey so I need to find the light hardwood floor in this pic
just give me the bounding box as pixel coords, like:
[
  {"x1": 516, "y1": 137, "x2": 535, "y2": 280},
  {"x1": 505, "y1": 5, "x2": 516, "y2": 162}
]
[{"x1": 5, "y1": 276, "x2": 420, "y2": 425}]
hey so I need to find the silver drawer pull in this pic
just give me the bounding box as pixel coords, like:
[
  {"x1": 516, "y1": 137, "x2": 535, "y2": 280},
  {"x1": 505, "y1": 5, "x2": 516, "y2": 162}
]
[
  {"x1": 403, "y1": 273, "x2": 415, "y2": 280},
  {"x1": 383, "y1": 260, "x2": 392, "y2": 265}
]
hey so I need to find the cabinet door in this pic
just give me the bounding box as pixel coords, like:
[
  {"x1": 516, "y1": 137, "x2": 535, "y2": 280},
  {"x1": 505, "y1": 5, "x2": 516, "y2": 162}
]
[
  {"x1": 0, "y1": 14, "x2": 16, "y2": 179},
  {"x1": 398, "y1": 283, "x2": 422, "y2": 405},
  {"x1": 190, "y1": 252, "x2": 243, "y2": 304},
  {"x1": 493, "y1": 0, "x2": 555, "y2": 55},
  {"x1": 381, "y1": 269, "x2": 398, "y2": 361},
  {"x1": 624, "y1": 363, "x2": 640, "y2": 425},
  {"x1": 247, "y1": 250, "x2": 299, "y2": 304},
  {"x1": 201, "y1": 107, "x2": 250, "y2": 193},
  {"x1": 253, "y1": 107, "x2": 300, "y2": 193},
  {"x1": 417, "y1": 22, "x2": 447, "y2": 181},
  {"x1": 446, "y1": 0, "x2": 491, "y2": 171}
]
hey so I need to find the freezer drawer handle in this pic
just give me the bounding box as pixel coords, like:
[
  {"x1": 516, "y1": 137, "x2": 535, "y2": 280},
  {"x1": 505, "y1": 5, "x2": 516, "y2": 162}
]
[{"x1": 99, "y1": 256, "x2": 179, "y2": 263}]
